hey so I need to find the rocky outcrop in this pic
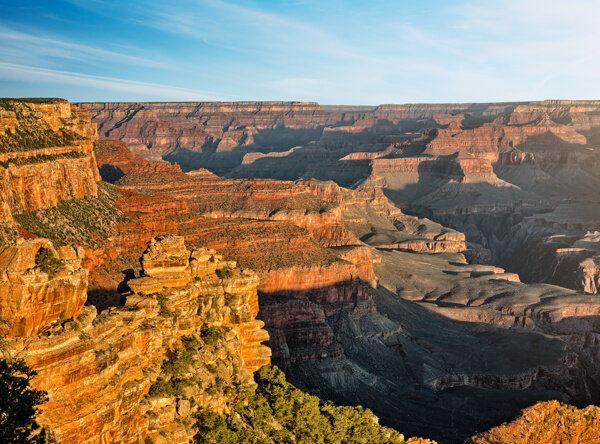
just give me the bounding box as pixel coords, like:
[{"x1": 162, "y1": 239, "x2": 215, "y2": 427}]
[
  {"x1": 0, "y1": 99, "x2": 100, "y2": 223},
  {"x1": 0, "y1": 238, "x2": 87, "y2": 337},
  {"x1": 467, "y1": 400, "x2": 600, "y2": 443},
  {"x1": 94, "y1": 139, "x2": 358, "y2": 248},
  {"x1": 303, "y1": 179, "x2": 468, "y2": 253},
  {"x1": 2, "y1": 235, "x2": 270, "y2": 443}
]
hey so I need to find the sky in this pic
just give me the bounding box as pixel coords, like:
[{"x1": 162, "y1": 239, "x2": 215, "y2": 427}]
[{"x1": 0, "y1": 0, "x2": 599, "y2": 104}]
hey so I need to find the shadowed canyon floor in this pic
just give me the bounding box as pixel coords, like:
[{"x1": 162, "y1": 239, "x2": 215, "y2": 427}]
[{"x1": 3, "y1": 98, "x2": 600, "y2": 443}]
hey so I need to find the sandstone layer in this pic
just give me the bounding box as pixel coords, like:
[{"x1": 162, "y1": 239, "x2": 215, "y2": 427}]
[
  {"x1": 467, "y1": 400, "x2": 600, "y2": 443},
  {"x1": 0, "y1": 238, "x2": 87, "y2": 337},
  {"x1": 2, "y1": 235, "x2": 270, "y2": 443},
  {"x1": 0, "y1": 99, "x2": 100, "y2": 223},
  {"x1": 9, "y1": 98, "x2": 600, "y2": 443}
]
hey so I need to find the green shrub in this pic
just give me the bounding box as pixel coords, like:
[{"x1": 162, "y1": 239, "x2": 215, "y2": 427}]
[
  {"x1": 35, "y1": 247, "x2": 63, "y2": 277},
  {"x1": 161, "y1": 336, "x2": 201, "y2": 378},
  {"x1": 215, "y1": 268, "x2": 234, "y2": 279},
  {"x1": 156, "y1": 294, "x2": 172, "y2": 317},
  {"x1": 148, "y1": 378, "x2": 178, "y2": 397},
  {"x1": 200, "y1": 326, "x2": 226, "y2": 346},
  {"x1": 0, "y1": 359, "x2": 48, "y2": 443},
  {"x1": 194, "y1": 364, "x2": 406, "y2": 444}
]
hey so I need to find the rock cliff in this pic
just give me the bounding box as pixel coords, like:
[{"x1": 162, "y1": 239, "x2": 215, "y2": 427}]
[
  {"x1": 8, "y1": 98, "x2": 600, "y2": 443},
  {"x1": 0, "y1": 238, "x2": 87, "y2": 337},
  {"x1": 0, "y1": 99, "x2": 100, "y2": 223},
  {"x1": 467, "y1": 400, "x2": 600, "y2": 443},
  {"x1": 1, "y1": 235, "x2": 270, "y2": 443}
]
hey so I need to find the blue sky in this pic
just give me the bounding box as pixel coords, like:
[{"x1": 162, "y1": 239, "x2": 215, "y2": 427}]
[{"x1": 0, "y1": 0, "x2": 599, "y2": 104}]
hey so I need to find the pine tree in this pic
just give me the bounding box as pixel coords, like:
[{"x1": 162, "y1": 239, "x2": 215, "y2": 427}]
[{"x1": 0, "y1": 358, "x2": 48, "y2": 443}]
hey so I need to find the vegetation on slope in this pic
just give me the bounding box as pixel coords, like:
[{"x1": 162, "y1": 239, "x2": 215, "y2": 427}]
[
  {"x1": 0, "y1": 151, "x2": 86, "y2": 169},
  {"x1": 14, "y1": 182, "x2": 129, "y2": 248},
  {"x1": 0, "y1": 101, "x2": 80, "y2": 152},
  {"x1": 0, "y1": 358, "x2": 48, "y2": 444},
  {"x1": 35, "y1": 247, "x2": 63, "y2": 278},
  {"x1": 195, "y1": 364, "x2": 410, "y2": 444}
]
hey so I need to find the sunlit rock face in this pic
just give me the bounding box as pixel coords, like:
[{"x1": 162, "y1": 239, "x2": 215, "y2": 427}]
[
  {"x1": 467, "y1": 400, "x2": 600, "y2": 444},
  {"x1": 0, "y1": 99, "x2": 100, "y2": 223},
  {"x1": 11, "y1": 98, "x2": 600, "y2": 442},
  {"x1": 0, "y1": 237, "x2": 87, "y2": 337},
  {"x1": 2, "y1": 235, "x2": 270, "y2": 443}
]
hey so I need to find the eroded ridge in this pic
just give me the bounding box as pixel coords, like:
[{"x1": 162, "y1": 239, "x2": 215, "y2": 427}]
[{"x1": 1, "y1": 234, "x2": 270, "y2": 443}]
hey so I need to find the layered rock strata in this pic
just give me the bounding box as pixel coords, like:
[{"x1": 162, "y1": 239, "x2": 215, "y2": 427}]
[
  {"x1": 0, "y1": 99, "x2": 100, "y2": 223},
  {"x1": 0, "y1": 237, "x2": 87, "y2": 337},
  {"x1": 468, "y1": 400, "x2": 600, "y2": 443},
  {"x1": 2, "y1": 235, "x2": 270, "y2": 443}
]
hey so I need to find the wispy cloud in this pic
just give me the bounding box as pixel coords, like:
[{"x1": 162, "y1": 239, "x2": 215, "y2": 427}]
[
  {"x1": 0, "y1": 62, "x2": 228, "y2": 100},
  {"x1": 2, "y1": 0, "x2": 600, "y2": 103},
  {"x1": 147, "y1": 0, "x2": 361, "y2": 60},
  {"x1": 0, "y1": 25, "x2": 167, "y2": 69}
]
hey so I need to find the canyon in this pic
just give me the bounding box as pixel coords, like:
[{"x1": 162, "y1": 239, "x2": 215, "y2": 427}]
[
  {"x1": 79, "y1": 99, "x2": 600, "y2": 296},
  {"x1": 2, "y1": 98, "x2": 600, "y2": 443}
]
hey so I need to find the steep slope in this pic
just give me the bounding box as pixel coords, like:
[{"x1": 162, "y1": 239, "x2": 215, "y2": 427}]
[
  {"x1": 1, "y1": 234, "x2": 434, "y2": 444},
  {"x1": 0, "y1": 99, "x2": 100, "y2": 225},
  {"x1": 467, "y1": 400, "x2": 600, "y2": 443},
  {"x1": 79, "y1": 101, "x2": 516, "y2": 177},
  {"x1": 2, "y1": 235, "x2": 270, "y2": 442},
  {"x1": 9, "y1": 98, "x2": 600, "y2": 443},
  {"x1": 82, "y1": 101, "x2": 600, "y2": 442}
]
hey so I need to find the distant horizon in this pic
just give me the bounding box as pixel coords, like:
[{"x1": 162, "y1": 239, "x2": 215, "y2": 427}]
[
  {"x1": 4, "y1": 97, "x2": 600, "y2": 107},
  {"x1": 1, "y1": 1, "x2": 600, "y2": 104}
]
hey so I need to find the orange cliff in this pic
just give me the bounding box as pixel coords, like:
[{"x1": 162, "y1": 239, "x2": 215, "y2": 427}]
[
  {"x1": 467, "y1": 400, "x2": 600, "y2": 444},
  {"x1": 92, "y1": 139, "x2": 375, "y2": 292},
  {"x1": 0, "y1": 100, "x2": 374, "y2": 311},
  {"x1": 94, "y1": 139, "x2": 357, "y2": 248},
  {"x1": 0, "y1": 99, "x2": 100, "y2": 223},
  {"x1": 2, "y1": 235, "x2": 270, "y2": 443},
  {"x1": 0, "y1": 238, "x2": 87, "y2": 337}
]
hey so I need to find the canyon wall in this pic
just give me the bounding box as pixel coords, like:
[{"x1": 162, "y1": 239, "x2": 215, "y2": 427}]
[
  {"x1": 2, "y1": 235, "x2": 270, "y2": 443},
  {"x1": 79, "y1": 101, "x2": 519, "y2": 176},
  {"x1": 0, "y1": 99, "x2": 100, "y2": 223}
]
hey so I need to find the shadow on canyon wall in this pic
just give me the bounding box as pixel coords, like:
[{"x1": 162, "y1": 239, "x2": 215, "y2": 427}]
[{"x1": 256, "y1": 279, "x2": 597, "y2": 443}]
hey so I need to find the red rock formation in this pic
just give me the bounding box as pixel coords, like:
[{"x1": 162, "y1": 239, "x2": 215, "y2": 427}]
[
  {"x1": 3, "y1": 235, "x2": 270, "y2": 443},
  {"x1": 0, "y1": 238, "x2": 87, "y2": 337},
  {"x1": 79, "y1": 101, "x2": 517, "y2": 167},
  {"x1": 0, "y1": 99, "x2": 100, "y2": 222},
  {"x1": 467, "y1": 400, "x2": 600, "y2": 443},
  {"x1": 95, "y1": 139, "x2": 359, "y2": 248},
  {"x1": 80, "y1": 101, "x2": 335, "y2": 160}
]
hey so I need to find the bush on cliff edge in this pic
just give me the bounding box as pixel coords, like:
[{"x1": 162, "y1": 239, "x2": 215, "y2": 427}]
[
  {"x1": 195, "y1": 364, "x2": 406, "y2": 444},
  {"x1": 0, "y1": 358, "x2": 48, "y2": 443}
]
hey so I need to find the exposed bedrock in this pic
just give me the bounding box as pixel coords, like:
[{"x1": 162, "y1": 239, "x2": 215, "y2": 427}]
[
  {"x1": 14, "y1": 98, "x2": 600, "y2": 442},
  {"x1": 360, "y1": 101, "x2": 600, "y2": 294},
  {"x1": 80, "y1": 101, "x2": 516, "y2": 175},
  {"x1": 1, "y1": 235, "x2": 270, "y2": 443},
  {"x1": 0, "y1": 238, "x2": 88, "y2": 337},
  {"x1": 0, "y1": 99, "x2": 100, "y2": 222},
  {"x1": 467, "y1": 399, "x2": 600, "y2": 443}
]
